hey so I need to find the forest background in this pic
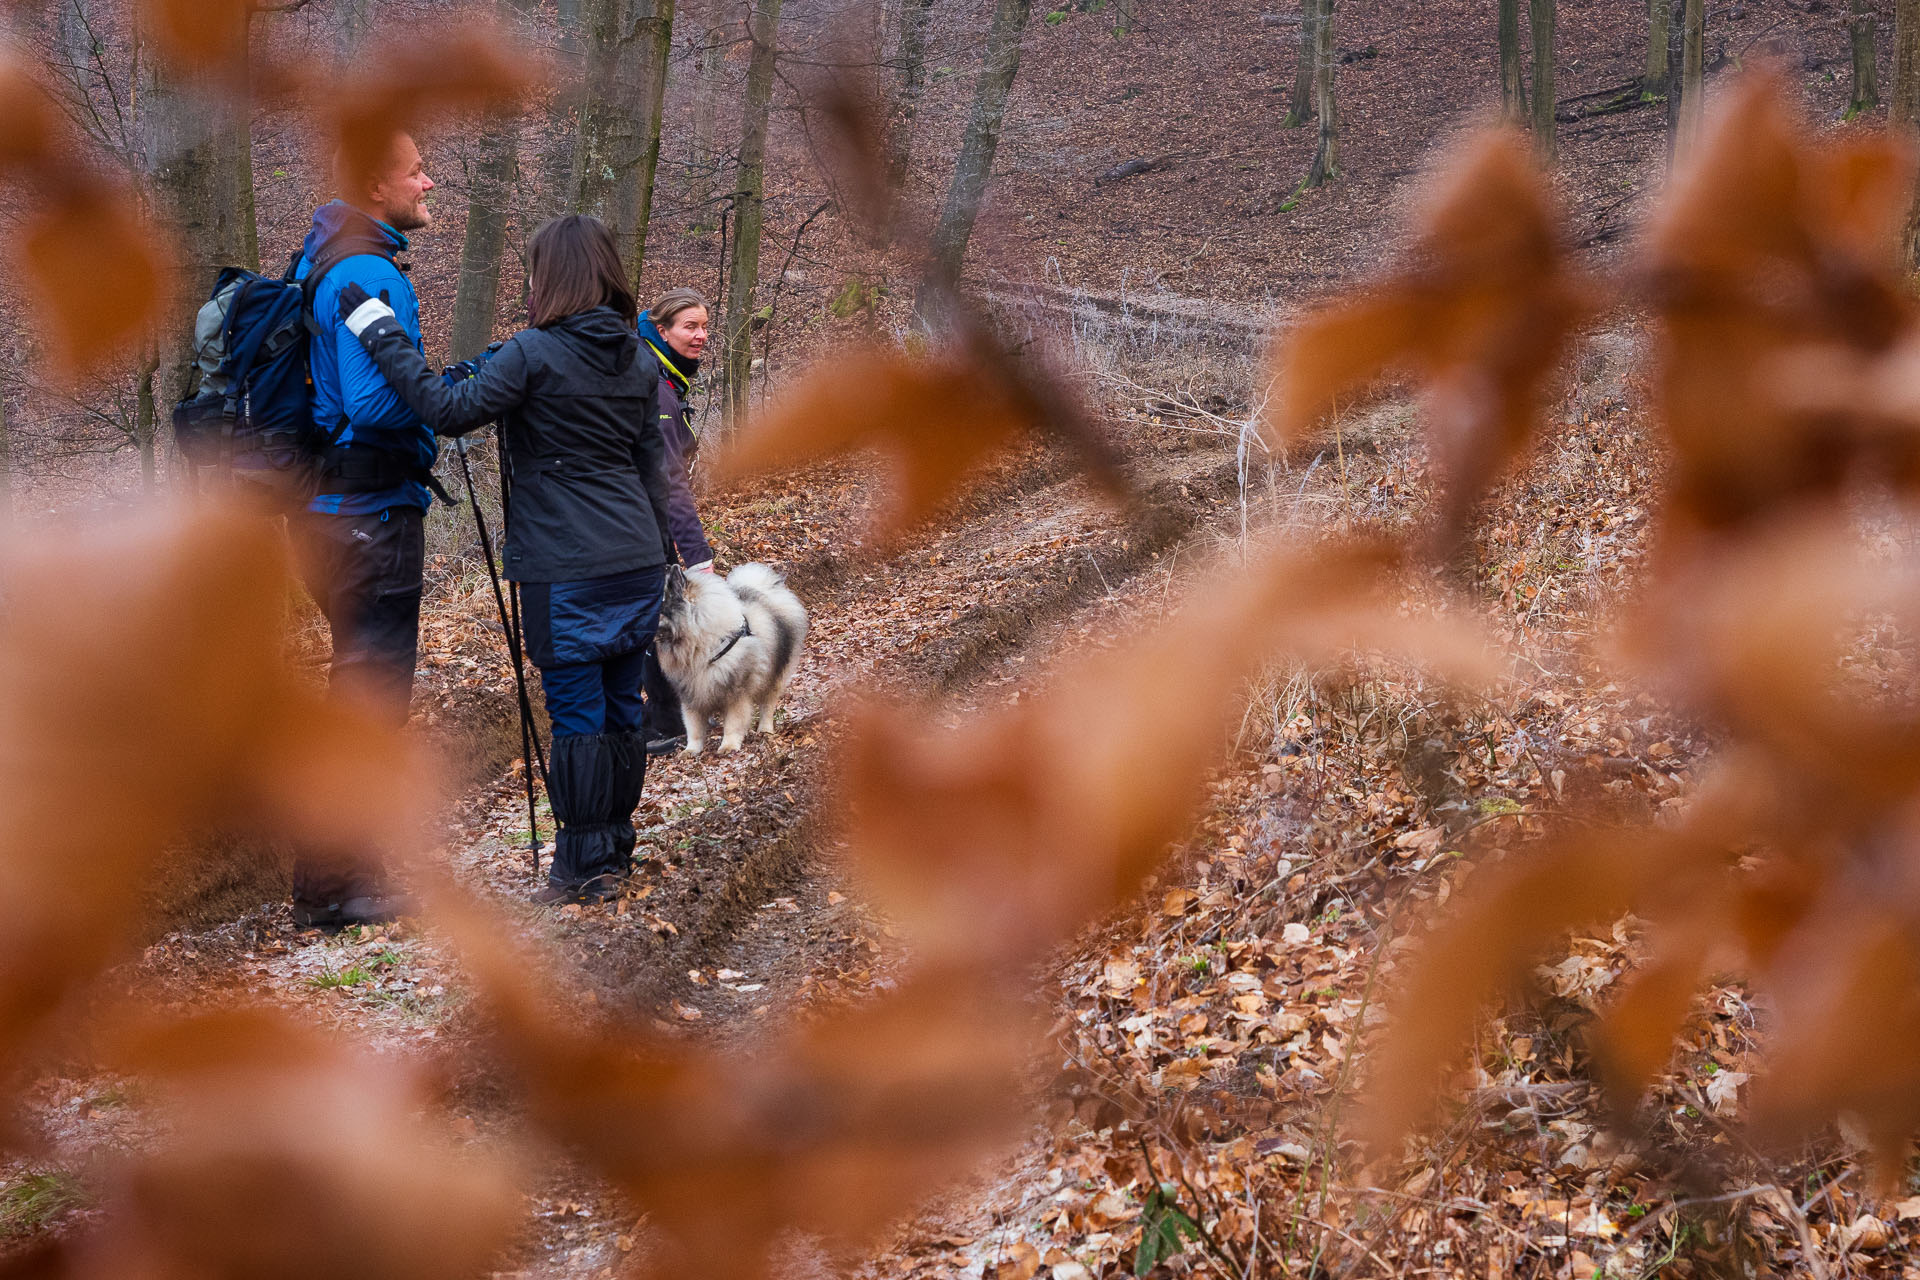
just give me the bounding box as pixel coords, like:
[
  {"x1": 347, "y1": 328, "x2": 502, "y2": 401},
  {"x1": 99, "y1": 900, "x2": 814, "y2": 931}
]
[{"x1": 6, "y1": 3, "x2": 1920, "y2": 1280}]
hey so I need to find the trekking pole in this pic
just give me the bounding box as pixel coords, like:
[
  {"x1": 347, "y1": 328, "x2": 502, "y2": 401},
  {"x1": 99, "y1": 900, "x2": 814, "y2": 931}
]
[{"x1": 452, "y1": 433, "x2": 549, "y2": 880}]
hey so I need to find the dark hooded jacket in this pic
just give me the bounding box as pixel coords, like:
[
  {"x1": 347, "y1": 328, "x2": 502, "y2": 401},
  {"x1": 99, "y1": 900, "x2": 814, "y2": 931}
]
[
  {"x1": 637, "y1": 313, "x2": 714, "y2": 567},
  {"x1": 348, "y1": 305, "x2": 676, "y2": 583}
]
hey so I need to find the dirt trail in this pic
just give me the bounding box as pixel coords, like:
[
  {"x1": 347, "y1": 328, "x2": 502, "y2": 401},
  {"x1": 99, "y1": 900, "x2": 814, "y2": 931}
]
[{"x1": 3, "y1": 417, "x2": 1280, "y2": 1276}]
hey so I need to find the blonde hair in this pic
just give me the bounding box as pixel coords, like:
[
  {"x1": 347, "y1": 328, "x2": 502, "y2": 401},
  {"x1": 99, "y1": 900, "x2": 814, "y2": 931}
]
[{"x1": 649, "y1": 288, "x2": 710, "y2": 329}]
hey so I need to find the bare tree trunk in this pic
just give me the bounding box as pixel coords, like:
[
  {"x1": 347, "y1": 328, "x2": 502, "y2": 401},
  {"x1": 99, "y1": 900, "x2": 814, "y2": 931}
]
[
  {"x1": 230, "y1": 14, "x2": 259, "y2": 272},
  {"x1": 1499, "y1": 0, "x2": 1527, "y2": 121},
  {"x1": 722, "y1": 0, "x2": 783, "y2": 429},
  {"x1": 687, "y1": 23, "x2": 726, "y2": 232},
  {"x1": 1676, "y1": 0, "x2": 1703, "y2": 149},
  {"x1": 452, "y1": 113, "x2": 521, "y2": 360},
  {"x1": 1644, "y1": 0, "x2": 1669, "y2": 93},
  {"x1": 1284, "y1": 0, "x2": 1317, "y2": 128},
  {"x1": 1893, "y1": 0, "x2": 1920, "y2": 266},
  {"x1": 1852, "y1": 0, "x2": 1881, "y2": 117},
  {"x1": 884, "y1": 0, "x2": 935, "y2": 226},
  {"x1": 922, "y1": 0, "x2": 1033, "y2": 301},
  {"x1": 1529, "y1": 0, "x2": 1556, "y2": 162},
  {"x1": 569, "y1": 0, "x2": 675, "y2": 286},
  {"x1": 136, "y1": 348, "x2": 159, "y2": 492},
  {"x1": 140, "y1": 12, "x2": 258, "y2": 421},
  {"x1": 1897, "y1": 0, "x2": 1920, "y2": 123},
  {"x1": 334, "y1": 0, "x2": 372, "y2": 62},
  {"x1": 0, "y1": 365, "x2": 12, "y2": 523},
  {"x1": 53, "y1": 0, "x2": 94, "y2": 96},
  {"x1": 1305, "y1": 0, "x2": 1338, "y2": 186}
]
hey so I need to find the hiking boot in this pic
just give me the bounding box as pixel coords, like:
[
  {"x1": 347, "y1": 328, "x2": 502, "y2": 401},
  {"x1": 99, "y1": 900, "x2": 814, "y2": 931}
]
[
  {"x1": 646, "y1": 733, "x2": 686, "y2": 756},
  {"x1": 293, "y1": 893, "x2": 413, "y2": 932},
  {"x1": 339, "y1": 893, "x2": 413, "y2": 927},
  {"x1": 532, "y1": 876, "x2": 623, "y2": 906}
]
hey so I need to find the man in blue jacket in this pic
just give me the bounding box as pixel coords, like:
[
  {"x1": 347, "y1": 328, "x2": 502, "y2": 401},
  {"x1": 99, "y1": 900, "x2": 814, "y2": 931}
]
[{"x1": 288, "y1": 130, "x2": 440, "y2": 929}]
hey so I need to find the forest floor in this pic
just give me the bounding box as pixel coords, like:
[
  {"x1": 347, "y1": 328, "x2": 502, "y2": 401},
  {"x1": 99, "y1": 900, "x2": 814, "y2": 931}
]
[
  {"x1": 7, "y1": 3, "x2": 1920, "y2": 1274},
  {"x1": 9, "y1": 305, "x2": 1917, "y2": 1279}
]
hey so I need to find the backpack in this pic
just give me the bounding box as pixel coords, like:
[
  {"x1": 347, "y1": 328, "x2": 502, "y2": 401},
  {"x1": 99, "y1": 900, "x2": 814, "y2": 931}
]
[{"x1": 171, "y1": 243, "x2": 387, "y2": 506}]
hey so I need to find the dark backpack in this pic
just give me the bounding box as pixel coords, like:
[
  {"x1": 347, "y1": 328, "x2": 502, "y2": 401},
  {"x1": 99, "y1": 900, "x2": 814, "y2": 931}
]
[{"x1": 171, "y1": 244, "x2": 386, "y2": 505}]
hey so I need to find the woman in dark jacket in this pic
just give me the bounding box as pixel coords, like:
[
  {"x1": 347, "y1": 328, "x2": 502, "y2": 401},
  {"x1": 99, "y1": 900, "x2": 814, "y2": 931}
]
[
  {"x1": 636, "y1": 288, "x2": 719, "y2": 753},
  {"x1": 338, "y1": 215, "x2": 675, "y2": 903}
]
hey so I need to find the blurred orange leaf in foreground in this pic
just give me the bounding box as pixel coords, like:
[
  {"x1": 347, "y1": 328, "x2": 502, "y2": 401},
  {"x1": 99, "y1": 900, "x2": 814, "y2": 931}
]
[
  {"x1": 1264, "y1": 129, "x2": 1594, "y2": 543},
  {"x1": 325, "y1": 32, "x2": 534, "y2": 201},
  {"x1": 0, "y1": 506, "x2": 438, "y2": 1085},
  {"x1": 36, "y1": 1006, "x2": 523, "y2": 1280},
  {"x1": 15, "y1": 189, "x2": 169, "y2": 378},
  {"x1": 435, "y1": 889, "x2": 1035, "y2": 1280},
  {"x1": 844, "y1": 537, "x2": 1501, "y2": 968},
  {"x1": 716, "y1": 328, "x2": 1133, "y2": 544}
]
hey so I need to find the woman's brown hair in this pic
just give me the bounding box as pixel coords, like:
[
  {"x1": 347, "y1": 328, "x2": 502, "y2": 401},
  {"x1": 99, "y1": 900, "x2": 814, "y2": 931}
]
[
  {"x1": 648, "y1": 287, "x2": 710, "y2": 330},
  {"x1": 526, "y1": 215, "x2": 637, "y2": 328}
]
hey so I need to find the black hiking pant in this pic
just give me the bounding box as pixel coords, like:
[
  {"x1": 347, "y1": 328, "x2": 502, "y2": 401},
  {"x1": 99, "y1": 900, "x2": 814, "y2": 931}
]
[
  {"x1": 546, "y1": 730, "x2": 647, "y2": 889},
  {"x1": 640, "y1": 639, "x2": 681, "y2": 741},
  {"x1": 288, "y1": 506, "x2": 425, "y2": 910}
]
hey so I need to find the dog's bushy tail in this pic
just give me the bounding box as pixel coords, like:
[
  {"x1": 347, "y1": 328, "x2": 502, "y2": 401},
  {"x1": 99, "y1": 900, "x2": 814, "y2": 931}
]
[{"x1": 727, "y1": 563, "x2": 785, "y2": 594}]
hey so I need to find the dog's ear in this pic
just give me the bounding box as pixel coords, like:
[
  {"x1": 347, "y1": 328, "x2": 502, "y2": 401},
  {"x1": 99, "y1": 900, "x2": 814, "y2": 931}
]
[{"x1": 664, "y1": 564, "x2": 686, "y2": 604}]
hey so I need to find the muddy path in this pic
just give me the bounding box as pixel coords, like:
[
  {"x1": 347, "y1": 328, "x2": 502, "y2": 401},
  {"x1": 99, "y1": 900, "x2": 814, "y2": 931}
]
[{"x1": 13, "y1": 419, "x2": 1304, "y2": 1278}]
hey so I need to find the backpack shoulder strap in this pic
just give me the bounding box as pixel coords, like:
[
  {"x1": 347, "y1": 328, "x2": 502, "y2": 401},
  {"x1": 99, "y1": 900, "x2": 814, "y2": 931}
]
[{"x1": 300, "y1": 237, "x2": 398, "y2": 337}]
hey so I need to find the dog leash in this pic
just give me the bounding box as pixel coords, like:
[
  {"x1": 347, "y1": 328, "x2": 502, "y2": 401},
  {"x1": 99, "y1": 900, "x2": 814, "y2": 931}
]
[{"x1": 707, "y1": 619, "x2": 752, "y2": 667}]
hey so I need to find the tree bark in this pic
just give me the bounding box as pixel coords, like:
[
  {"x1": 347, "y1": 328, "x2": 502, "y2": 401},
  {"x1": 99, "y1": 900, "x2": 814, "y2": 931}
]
[
  {"x1": 923, "y1": 0, "x2": 1033, "y2": 298},
  {"x1": 1499, "y1": 0, "x2": 1527, "y2": 121},
  {"x1": 0, "y1": 363, "x2": 13, "y2": 523},
  {"x1": 1896, "y1": 0, "x2": 1920, "y2": 124},
  {"x1": 687, "y1": 22, "x2": 727, "y2": 233},
  {"x1": 884, "y1": 0, "x2": 935, "y2": 227},
  {"x1": 452, "y1": 113, "x2": 521, "y2": 360},
  {"x1": 1305, "y1": 0, "x2": 1338, "y2": 186},
  {"x1": 1284, "y1": 0, "x2": 1317, "y2": 128},
  {"x1": 1676, "y1": 0, "x2": 1704, "y2": 149},
  {"x1": 1893, "y1": 0, "x2": 1920, "y2": 266},
  {"x1": 333, "y1": 0, "x2": 372, "y2": 63},
  {"x1": 1529, "y1": 0, "x2": 1556, "y2": 162},
  {"x1": 569, "y1": 0, "x2": 675, "y2": 287},
  {"x1": 1852, "y1": 0, "x2": 1882, "y2": 116},
  {"x1": 140, "y1": 10, "x2": 258, "y2": 419},
  {"x1": 136, "y1": 347, "x2": 159, "y2": 491},
  {"x1": 722, "y1": 0, "x2": 783, "y2": 429},
  {"x1": 1644, "y1": 0, "x2": 1669, "y2": 93},
  {"x1": 53, "y1": 0, "x2": 94, "y2": 97}
]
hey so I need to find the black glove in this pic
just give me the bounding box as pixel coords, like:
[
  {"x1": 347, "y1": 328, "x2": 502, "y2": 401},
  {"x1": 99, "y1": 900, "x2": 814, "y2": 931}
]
[
  {"x1": 337, "y1": 281, "x2": 395, "y2": 337},
  {"x1": 441, "y1": 358, "x2": 483, "y2": 384}
]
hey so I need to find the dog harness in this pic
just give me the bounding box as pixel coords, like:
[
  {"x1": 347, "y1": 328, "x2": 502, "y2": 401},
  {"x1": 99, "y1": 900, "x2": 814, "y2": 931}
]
[{"x1": 707, "y1": 619, "x2": 752, "y2": 666}]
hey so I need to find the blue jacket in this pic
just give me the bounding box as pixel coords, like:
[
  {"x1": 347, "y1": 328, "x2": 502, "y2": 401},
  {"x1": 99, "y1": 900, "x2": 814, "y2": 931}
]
[
  {"x1": 296, "y1": 201, "x2": 437, "y2": 515},
  {"x1": 638, "y1": 314, "x2": 714, "y2": 567}
]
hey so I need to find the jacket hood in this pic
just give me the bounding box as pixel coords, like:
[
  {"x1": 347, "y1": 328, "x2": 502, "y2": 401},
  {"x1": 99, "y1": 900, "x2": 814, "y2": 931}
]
[
  {"x1": 301, "y1": 200, "x2": 409, "y2": 262},
  {"x1": 638, "y1": 313, "x2": 698, "y2": 386},
  {"x1": 548, "y1": 306, "x2": 640, "y2": 375}
]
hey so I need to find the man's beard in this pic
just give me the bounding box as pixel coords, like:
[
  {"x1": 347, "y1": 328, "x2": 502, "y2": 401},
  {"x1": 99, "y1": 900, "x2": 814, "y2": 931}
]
[{"x1": 386, "y1": 201, "x2": 430, "y2": 232}]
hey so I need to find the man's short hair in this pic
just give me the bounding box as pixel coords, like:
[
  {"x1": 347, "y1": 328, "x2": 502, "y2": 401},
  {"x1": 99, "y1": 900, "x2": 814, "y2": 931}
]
[{"x1": 332, "y1": 129, "x2": 410, "y2": 200}]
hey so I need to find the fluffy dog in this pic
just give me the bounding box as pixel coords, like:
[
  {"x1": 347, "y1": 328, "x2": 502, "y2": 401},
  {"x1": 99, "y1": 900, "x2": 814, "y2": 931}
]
[{"x1": 654, "y1": 563, "x2": 808, "y2": 752}]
